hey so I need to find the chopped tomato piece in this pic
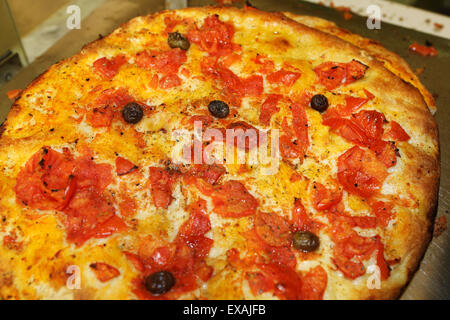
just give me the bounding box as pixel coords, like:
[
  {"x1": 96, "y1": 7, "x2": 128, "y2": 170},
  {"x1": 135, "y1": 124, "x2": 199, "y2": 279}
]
[
  {"x1": 409, "y1": 42, "x2": 438, "y2": 57},
  {"x1": 371, "y1": 201, "x2": 395, "y2": 228},
  {"x1": 115, "y1": 156, "x2": 137, "y2": 176},
  {"x1": 300, "y1": 266, "x2": 328, "y2": 300},
  {"x1": 211, "y1": 180, "x2": 258, "y2": 218},
  {"x1": 15, "y1": 147, "x2": 75, "y2": 210},
  {"x1": 226, "y1": 121, "x2": 263, "y2": 151},
  {"x1": 267, "y1": 69, "x2": 301, "y2": 87},
  {"x1": 159, "y1": 74, "x2": 182, "y2": 89},
  {"x1": 7, "y1": 89, "x2": 22, "y2": 101},
  {"x1": 93, "y1": 55, "x2": 127, "y2": 79},
  {"x1": 291, "y1": 102, "x2": 310, "y2": 158},
  {"x1": 279, "y1": 134, "x2": 302, "y2": 159},
  {"x1": 259, "y1": 94, "x2": 281, "y2": 126},
  {"x1": 259, "y1": 263, "x2": 303, "y2": 300},
  {"x1": 370, "y1": 140, "x2": 397, "y2": 168},
  {"x1": 255, "y1": 211, "x2": 291, "y2": 247},
  {"x1": 179, "y1": 199, "x2": 211, "y2": 238},
  {"x1": 323, "y1": 96, "x2": 368, "y2": 120},
  {"x1": 254, "y1": 54, "x2": 275, "y2": 73},
  {"x1": 187, "y1": 15, "x2": 236, "y2": 56},
  {"x1": 292, "y1": 198, "x2": 316, "y2": 232},
  {"x1": 313, "y1": 183, "x2": 343, "y2": 211},
  {"x1": 90, "y1": 262, "x2": 120, "y2": 282},
  {"x1": 337, "y1": 146, "x2": 388, "y2": 197},
  {"x1": 314, "y1": 60, "x2": 368, "y2": 90},
  {"x1": 95, "y1": 88, "x2": 133, "y2": 109},
  {"x1": 352, "y1": 110, "x2": 385, "y2": 141},
  {"x1": 242, "y1": 75, "x2": 264, "y2": 96},
  {"x1": 148, "y1": 167, "x2": 180, "y2": 209},
  {"x1": 333, "y1": 255, "x2": 366, "y2": 279},
  {"x1": 188, "y1": 164, "x2": 226, "y2": 185},
  {"x1": 87, "y1": 107, "x2": 114, "y2": 128},
  {"x1": 246, "y1": 272, "x2": 273, "y2": 296},
  {"x1": 375, "y1": 237, "x2": 390, "y2": 280},
  {"x1": 323, "y1": 117, "x2": 371, "y2": 146},
  {"x1": 384, "y1": 121, "x2": 410, "y2": 142},
  {"x1": 135, "y1": 48, "x2": 186, "y2": 75}
]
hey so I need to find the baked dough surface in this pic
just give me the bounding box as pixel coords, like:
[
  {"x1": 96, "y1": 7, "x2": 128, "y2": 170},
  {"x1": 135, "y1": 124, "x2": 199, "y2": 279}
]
[{"x1": 0, "y1": 7, "x2": 439, "y2": 300}]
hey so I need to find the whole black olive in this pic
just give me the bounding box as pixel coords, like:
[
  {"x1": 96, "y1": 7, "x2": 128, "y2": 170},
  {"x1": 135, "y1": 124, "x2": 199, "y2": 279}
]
[
  {"x1": 168, "y1": 32, "x2": 190, "y2": 51},
  {"x1": 208, "y1": 100, "x2": 230, "y2": 118},
  {"x1": 292, "y1": 231, "x2": 320, "y2": 252},
  {"x1": 310, "y1": 94, "x2": 329, "y2": 113},
  {"x1": 144, "y1": 271, "x2": 175, "y2": 295},
  {"x1": 122, "y1": 102, "x2": 143, "y2": 124}
]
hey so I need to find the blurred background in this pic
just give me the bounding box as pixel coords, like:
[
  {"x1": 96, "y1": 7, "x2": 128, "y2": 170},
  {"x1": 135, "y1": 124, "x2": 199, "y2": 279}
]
[{"x1": 0, "y1": 0, "x2": 449, "y2": 89}]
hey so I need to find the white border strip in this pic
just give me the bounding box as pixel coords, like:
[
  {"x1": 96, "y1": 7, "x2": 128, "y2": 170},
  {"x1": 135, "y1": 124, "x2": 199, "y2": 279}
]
[{"x1": 305, "y1": 0, "x2": 450, "y2": 39}]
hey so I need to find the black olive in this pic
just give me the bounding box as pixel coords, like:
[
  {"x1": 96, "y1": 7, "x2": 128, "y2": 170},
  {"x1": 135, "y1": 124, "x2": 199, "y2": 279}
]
[
  {"x1": 292, "y1": 231, "x2": 320, "y2": 252},
  {"x1": 122, "y1": 102, "x2": 143, "y2": 124},
  {"x1": 168, "y1": 32, "x2": 190, "y2": 51},
  {"x1": 310, "y1": 94, "x2": 329, "y2": 113},
  {"x1": 144, "y1": 271, "x2": 175, "y2": 295},
  {"x1": 208, "y1": 100, "x2": 230, "y2": 118}
]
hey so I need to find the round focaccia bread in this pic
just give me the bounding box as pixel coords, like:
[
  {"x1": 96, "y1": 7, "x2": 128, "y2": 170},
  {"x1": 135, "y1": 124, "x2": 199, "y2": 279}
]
[{"x1": 0, "y1": 6, "x2": 439, "y2": 300}]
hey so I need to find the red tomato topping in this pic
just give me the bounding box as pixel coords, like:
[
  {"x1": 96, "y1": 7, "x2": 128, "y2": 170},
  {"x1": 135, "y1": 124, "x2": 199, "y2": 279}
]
[
  {"x1": 226, "y1": 121, "x2": 264, "y2": 151},
  {"x1": 328, "y1": 215, "x2": 382, "y2": 279},
  {"x1": 292, "y1": 198, "x2": 318, "y2": 232},
  {"x1": 115, "y1": 156, "x2": 137, "y2": 176},
  {"x1": 3, "y1": 232, "x2": 22, "y2": 251},
  {"x1": 96, "y1": 87, "x2": 133, "y2": 109},
  {"x1": 371, "y1": 201, "x2": 395, "y2": 228},
  {"x1": 246, "y1": 272, "x2": 274, "y2": 296},
  {"x1": 135, "y1": 48, "x2": 186, "y2": 75},
  {"x1": 323, "y1": 96, "x2": 368, "y2": 120},
  {"x1": 253, "y1": 54, "x2": 275, "y2": 73},
  {"x1": 179, "y1": 199, "x2": 212, "y2": 238},
  {"x1": 159, "y1": 74, "x2": 182, "y2": 89},
  {"x1": 93, "y1": 55, "x2": 127, "y2": 79},
  {"x1": 148, "y1": 167, "x2": 180, "y2": 209},
  {"x1": 313, "y1": 183, "x2": 343, "y2": 211},
  {"x1": 337, "y1": 146, "x2": 388, "y2": 197},
  {"x1": 242, "y1": 75, "x2": 264, "y2": 96},
  {"x1": 314, "y1": 60, "x2": 368, "y2": 90},
  {"x1": 351, "y1": 110, "x2": 385, "y2": 141},
  {"x1": 370, "y1": 140, "x2": 398, "y2": 168},
  {"x1": 291, "y1": 102, "x2": 310, "y2": 159},
  {"x1": 15, "y1": 148, "x2": 75, "y2": 210},
  {"x1": 255, "y1": 211, "x2": 291, "y2": 247},
  {"x1": 267, "y1": 69, "x2": 301, "y2": 87},
  {"x1": 375, "y1": 237, "x2": 390, "y2": 280},
  {"x1": 384, "y1": 121, "x2": 410, "y2": 142},
  {"x1": 300, "y1": 266, "x2": 328, "y2": 300},
  {"x1": 87, "y1": 107, "x2": 114, "y2": 128},
  {"x1": 409, "y1": 42, "x2": 438, "y2": 57},
  {"x1": 201, "y1": 57, "x2": 264, "y2": 104},
  {"x1": 259, "y1": 263, "x2": 303, "y2": 300},
  {"x1": 187, "y1": 15, "x2": 237, "y2": 56},
  {"x1": 15, "y1": 148, "x2": 126, "y2": 245},
  {"x1": 133, "y1": 199, "x2": 213, "y2": 299},
  {"x1": 188, "y1": 164, "x2": 226, "y2": 185},
  {"x1": 211, "y1": 180, "x2": 258, "y2": 218},
  {"x1": 259, "y1": 94, "x2": 282, "y2": 126},
  {"x1": 90, "y1": 262, "x2": 120, "y2": 282}
]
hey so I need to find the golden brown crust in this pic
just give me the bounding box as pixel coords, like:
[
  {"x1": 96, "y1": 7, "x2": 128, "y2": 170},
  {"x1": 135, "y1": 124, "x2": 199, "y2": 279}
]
[{"x1": 0, "y1": 6, "x2": 439, "y2": 300}]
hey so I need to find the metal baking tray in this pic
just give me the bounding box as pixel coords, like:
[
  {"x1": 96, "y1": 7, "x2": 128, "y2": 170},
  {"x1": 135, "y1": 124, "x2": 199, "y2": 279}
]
[{"x1": 0, "y1": 0, "x2": 448, "y2": 299}]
